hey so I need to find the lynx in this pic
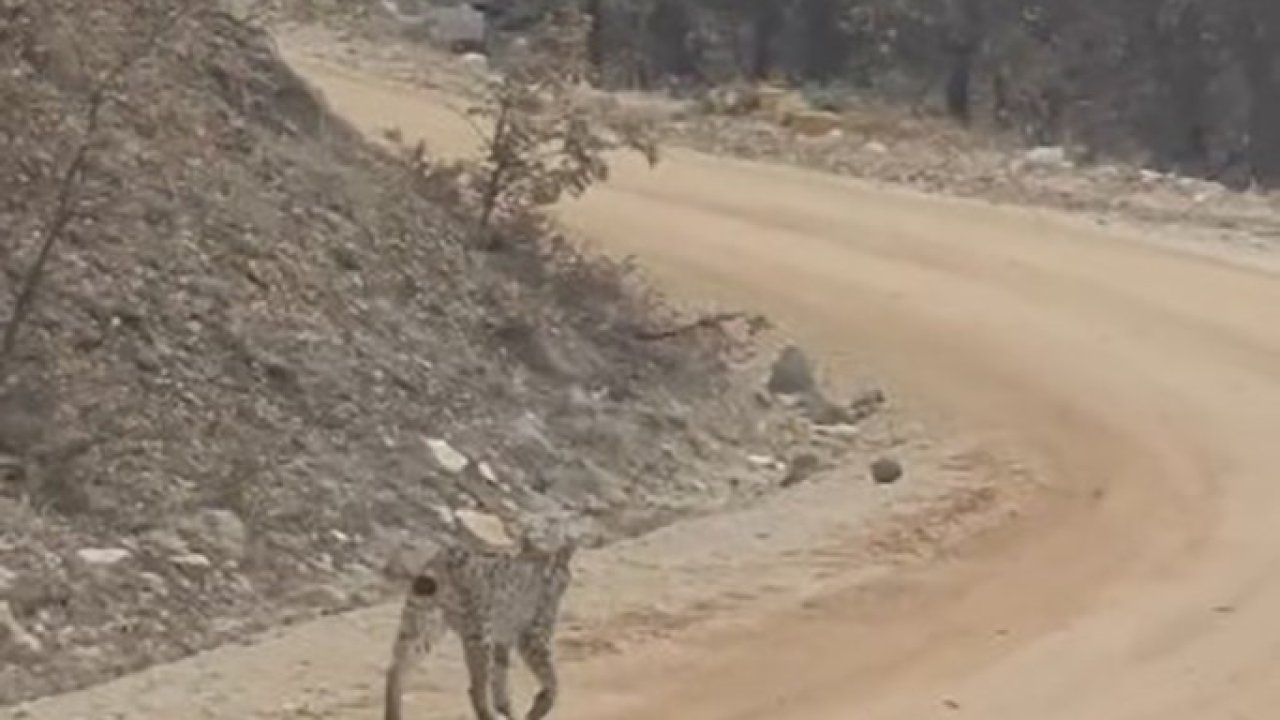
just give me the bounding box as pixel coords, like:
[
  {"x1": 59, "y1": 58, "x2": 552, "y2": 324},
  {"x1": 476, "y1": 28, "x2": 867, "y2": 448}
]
[{"x1": 384, "y1": 536, "x2": 577, "y2": 720}]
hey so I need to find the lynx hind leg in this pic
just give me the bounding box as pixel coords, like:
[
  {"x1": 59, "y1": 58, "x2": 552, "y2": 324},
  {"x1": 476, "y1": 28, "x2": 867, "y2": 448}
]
[
  {"x1": 518, "y1": 632, "x2": 558, "y2": 720},
  {"x1": 385, "y1": 575, "x2": 446, "y2": 720}
]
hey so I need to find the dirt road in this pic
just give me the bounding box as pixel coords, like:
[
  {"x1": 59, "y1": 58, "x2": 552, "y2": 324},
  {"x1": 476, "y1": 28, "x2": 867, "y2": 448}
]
[
  {"x1": 19, "y1": 49, "x2": 1280, "y2": 719},
  {"x1": 287, "y1": 54, "x2": 1280, "y2": 719}
]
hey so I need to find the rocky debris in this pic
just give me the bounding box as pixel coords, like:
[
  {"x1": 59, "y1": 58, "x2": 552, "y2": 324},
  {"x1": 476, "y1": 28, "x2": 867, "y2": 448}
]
[
  {"x1": 0, "y1": 564, "x2": 16, "y2": 593},
  {"x1": 75, "y1": 548, "x2": 131, "y2": 567},
  {"x1": 426, "y1": 437, "x2": 471, "y2": 475},
  {"x1": 871, "y1": 457, "x2": 905, "y2": 485},
  {"x1": 747, "y1": 453, "x2": 783, "y2": 471},
  {"x1": 142, "y1": 528, "x2": 190, "y2": 556},
  {"x1": 802, "y1": 392, "x2": 858, "y2": 426},
  {"x1": 178, "y1": 509, "x2": 248, "y2": 562},
  {"x1": 767, "y1": 345, "x2": 817, "y2": 396},
  {"x1": 781, "y1": 452, "x2": 821, "y2": 488},
  {"x1": 1020, "y1": 145, "x2": 1072, "y2": 169},
  {"x1": 542, "y1": 458, "x2": 629, "y2": 513},
  {"x1": 848, "y1": 387, "x2": 888, "y2": 418},
  {"x1": 700, "y1": 83, "x2": 761, "y2": 116},
  {"x1": 458, "y1": 51, "x2": 488, "y2": 74},
  {"x1": 783, "y1": 109, "x2": 843, "y2": 137},
  {"x1": 170, "y1": 553, "x2": 214, "y2": 572},
  {"x1": 0, "y1": 601, "x2": 42, "y2": 657},
  {"x1": 288, "y1": 582, "x2": 350, "y2": 611},
  {"x1": 812, "y1": 422, "x2": 862, "y2": 439}
]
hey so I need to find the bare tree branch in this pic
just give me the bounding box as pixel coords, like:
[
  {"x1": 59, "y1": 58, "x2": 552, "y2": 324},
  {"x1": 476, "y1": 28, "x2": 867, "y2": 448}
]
[{"x1": 0, "y1": 0, "x2": 199, "y2": 380}]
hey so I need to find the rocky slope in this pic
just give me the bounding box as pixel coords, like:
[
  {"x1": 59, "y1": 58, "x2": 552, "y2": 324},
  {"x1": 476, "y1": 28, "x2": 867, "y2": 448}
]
[{"x1": 0, "y1": 2, "x2": 873, "y2": 703}]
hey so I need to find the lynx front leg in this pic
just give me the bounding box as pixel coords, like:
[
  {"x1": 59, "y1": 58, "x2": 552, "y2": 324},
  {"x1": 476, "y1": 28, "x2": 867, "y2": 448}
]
[
  {"x1": 385, "y1": 575, "x2": 445, "y2": 720},
  {"x1": 490, "y1": 643, "x2": 514, "y2": 719},
  {"x1": 462, "y1": 633, "x2": 500, "y2": 720},
  {"x1": 518, "y1": 632, "x2": 559, "y2": 720}
]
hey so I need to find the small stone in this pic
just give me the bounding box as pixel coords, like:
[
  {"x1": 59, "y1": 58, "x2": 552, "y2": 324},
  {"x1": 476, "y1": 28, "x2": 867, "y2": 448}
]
[
  {"x1": 767, "y1": 345, "x2": 816, "y2": 395},
  {"x1": 863, "y1": 140, "x2": 889, "y2": 155},
  {"x1": 781, "y1": 453, "x2": 821, "y2": 487},
  {"x1": 170, "y1": 553, "x2": 213, "y2": 571},
  {"x1": 143, "y1": 528, "x2": 189, "y2": 555},
  {"x1": 292, "y1": 583, "x2": 348, "y2": 609},
  {"x1": 426, "y1": 438, "x2": 469, "y2": 474},
  {"x1": 0, "y1": 565, "x2": 16, "y2": 593},
  {"x1": 849, "y1": 386, "x2": 887, "y2": 413},
  {"x1": 138, "y1": 572, "x2": 168, "y2": 595},
  {"x1": 812, "y1": 423, "x2": 861, "y2": 438},
  {"x1": 871, "y1": 457, "x2": 904, "y2": 485},
  {"x1": 76, "y1": 547, "x2": 131, "y2": 566}
]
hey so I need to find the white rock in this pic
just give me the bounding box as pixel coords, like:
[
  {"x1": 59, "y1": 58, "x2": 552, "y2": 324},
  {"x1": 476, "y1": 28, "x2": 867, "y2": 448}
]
[
  {"x1": 459, "y1": 52, "x2": 488, "y2": 74},
  {"x1": 813, "y1": 423, "x2": 862, "y2": 438},
  {"x1": 432, "y1": 504, "x2": 457, "y2": 526},
  {"x1": 1023, "y1": 145, "x2": 1070, "y2": 168},
  {"x1": 863, "y1": 140, "x2": 889, "y2": 155},
  {"x1": 170, "y1": 553, "x2": 213, "y2": 570},
  {"x1": 455, "y1": 509, "x2": 514, "y2": 549},
  {"x1": 76, "y1": 548, "x2": 131, "y2": 566},
  {"x1": 426, "y1": 438, "x2": 469, "y2": 474}
]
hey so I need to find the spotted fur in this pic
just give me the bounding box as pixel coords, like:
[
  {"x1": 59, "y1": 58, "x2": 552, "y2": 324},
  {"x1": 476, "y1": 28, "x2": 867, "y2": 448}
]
[{"x1": 385, "y1": 538, "x2": 576, "y2": 720}]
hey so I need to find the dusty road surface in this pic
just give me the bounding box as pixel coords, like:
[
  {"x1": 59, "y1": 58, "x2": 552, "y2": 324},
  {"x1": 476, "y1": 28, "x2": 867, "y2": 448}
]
[{"x1": 17, "y1": 49, "x2": 1280, "y2": 720}]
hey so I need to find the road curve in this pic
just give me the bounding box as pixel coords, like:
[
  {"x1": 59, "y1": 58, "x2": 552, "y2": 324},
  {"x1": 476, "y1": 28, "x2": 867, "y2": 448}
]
[{"x1": 291, "y1": 53, "x2": 1280, "y2": 719}]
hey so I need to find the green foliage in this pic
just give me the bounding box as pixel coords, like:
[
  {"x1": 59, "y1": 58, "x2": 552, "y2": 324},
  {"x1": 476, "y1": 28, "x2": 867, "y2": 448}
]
[{"x1": 410, "y1": 5, "x2": 659, "y2": 245}]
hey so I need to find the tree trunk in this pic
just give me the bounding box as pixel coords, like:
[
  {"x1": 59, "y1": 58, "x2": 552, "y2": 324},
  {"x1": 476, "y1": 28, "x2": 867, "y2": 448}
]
[
  {"x1": 582, "y1": 0, "x2": 604, "y2": 80},
  {"x1": 749, "y1": 1, "x2": 782, "y2": 80},
  {"x1": 943, "y1": 0, "x2": 982, "y2": 125},
  {"x1": 1235, "y1": 5, "x2": 1280, "y2": 183}
]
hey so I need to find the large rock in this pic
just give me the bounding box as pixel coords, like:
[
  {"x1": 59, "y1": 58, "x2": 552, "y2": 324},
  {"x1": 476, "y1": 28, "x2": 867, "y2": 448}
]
[
  {"x1": 455, "y1": 509, "x2": 515, "y2": 549},
  {"x1": 767, "y1": 345, "x2": 816, "y2": 395}
]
